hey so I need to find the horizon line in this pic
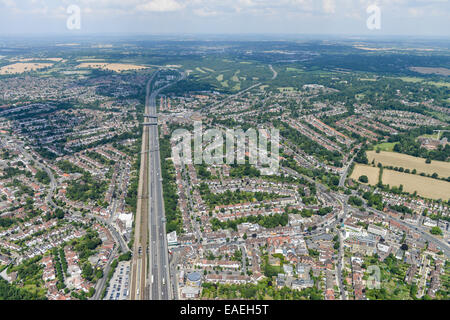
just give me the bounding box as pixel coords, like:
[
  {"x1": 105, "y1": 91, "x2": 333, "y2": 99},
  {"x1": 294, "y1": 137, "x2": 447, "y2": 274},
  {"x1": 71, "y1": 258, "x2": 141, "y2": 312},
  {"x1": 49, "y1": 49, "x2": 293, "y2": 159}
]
[{"x1": 0, "y1": 32, "x2": 449, "y2": 40}]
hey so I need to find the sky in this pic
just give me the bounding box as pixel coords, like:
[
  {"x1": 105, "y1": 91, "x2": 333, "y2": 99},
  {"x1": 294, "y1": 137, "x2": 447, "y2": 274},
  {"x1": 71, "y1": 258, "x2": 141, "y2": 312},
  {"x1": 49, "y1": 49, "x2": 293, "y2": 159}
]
[{"x1": 0, "y1": 0, "x2": 449, "y2": 37}]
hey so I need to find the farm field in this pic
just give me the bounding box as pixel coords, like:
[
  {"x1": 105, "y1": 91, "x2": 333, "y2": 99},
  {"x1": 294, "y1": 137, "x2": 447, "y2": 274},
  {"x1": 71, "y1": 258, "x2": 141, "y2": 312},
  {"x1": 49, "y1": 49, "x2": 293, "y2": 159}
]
[
  {"x1": 0, "y1": 62, "x2": 54, "y2": 75},
  {"x1": 350, "y1": 164, "x2": 380, "y2": 185},
  {"x1": 76, "y1": 62, "x2": 149, "y2": 72},
  {"x1": 367, "y1": 151, "x2": 450, "y2": 179},
  {"x1": 77, "y1": 58, "x2": 107, "y2": 62},
  {"x1": 382, "y1": 169, "x2": 450, "y2": 201},
  {"x1": 11, "y1": 57, "x2": 63, "y2": 62},
  {"x1": 350, "y1": 164, "x2": 450, "y2": 200},
  {"x1": 410, "y1": 67, "x2": 450, "y2": 76}
]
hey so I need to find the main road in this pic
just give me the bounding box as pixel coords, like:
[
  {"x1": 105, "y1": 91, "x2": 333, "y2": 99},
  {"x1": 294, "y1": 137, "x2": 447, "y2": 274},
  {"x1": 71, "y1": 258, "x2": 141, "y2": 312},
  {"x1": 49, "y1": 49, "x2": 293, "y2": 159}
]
[
  {"x1": 129, "y1": 70, "x2": 184, "y2": 300},
  {"x1": 147, "y1": 77, "x2": 171, "y2": 300}
]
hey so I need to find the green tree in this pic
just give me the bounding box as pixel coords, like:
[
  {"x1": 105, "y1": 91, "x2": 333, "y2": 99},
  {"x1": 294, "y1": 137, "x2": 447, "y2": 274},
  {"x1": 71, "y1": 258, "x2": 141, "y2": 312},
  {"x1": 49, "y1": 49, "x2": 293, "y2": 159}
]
[
  {"x1": 430, "y1": 226, "x2": 443, "y2": 236},
  {"x1": 358, "y1": 175, "x2": 369, "y2": 183}
]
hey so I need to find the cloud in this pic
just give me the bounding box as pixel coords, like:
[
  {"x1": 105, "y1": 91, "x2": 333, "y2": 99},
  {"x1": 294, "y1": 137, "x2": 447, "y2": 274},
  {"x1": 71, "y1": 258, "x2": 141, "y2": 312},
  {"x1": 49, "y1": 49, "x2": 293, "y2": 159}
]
[
  {"x1": 0, "y1": 0, "x2": 449, "y2": 35},
  {"x1": 408, "y1": 7, "x2": 423, "y2": 17},
  {"x1": 1, "y1": 0, "x2": 16, "y2": 8},
  {"x1": 136, "y1": 0, "x2": 185, "y2": 12},
  {"x1": 323, "y1": 0, "x2": 336, "y2": 14},
  {"x1": 193, "y1": 7, "x2": 218, "y2": 16}
]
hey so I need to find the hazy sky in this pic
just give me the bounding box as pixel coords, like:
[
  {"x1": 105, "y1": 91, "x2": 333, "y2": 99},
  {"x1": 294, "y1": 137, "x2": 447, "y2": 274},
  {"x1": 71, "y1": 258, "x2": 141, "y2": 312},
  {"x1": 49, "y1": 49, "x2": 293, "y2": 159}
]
[{"x1": 0, "y1": 0, "x2": 449, "y2": 37}]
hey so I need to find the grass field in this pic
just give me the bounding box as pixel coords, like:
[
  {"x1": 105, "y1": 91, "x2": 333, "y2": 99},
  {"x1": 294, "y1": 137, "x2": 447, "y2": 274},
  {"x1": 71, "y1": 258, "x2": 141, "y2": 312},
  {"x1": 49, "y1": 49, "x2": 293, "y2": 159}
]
[
  {"x1": 278, "y1": 87, "x2": 297, "y2": 93},
  {"x1": 373, "y1": 142, "x2": 398, "y2": 152},
  {"x1": 394, "y1": 76, "x2": 450, "y2": 88},
  {"x1": 231, "y1": 70, "x2": 240, "y2": 82},
  {"x1": 350, "y1": 164, "x2": 380, "y2": 185},
  {"x1": 286, "y1": 67, "x2": 304, "y2": 73},
  {"x1": 397, "y1": 77, "x2": 424, "y2": 83},
  {"x1": 418, "y1": 133, "x2": 440, "y2": 140},
  {"x1": 382, "y1": 169, "x2": 450, "y2": 200},
  {"x1": 425, "y1": 81, "x2": 450, "y2": 88},
  {"x1": 195, "y1": 67, "x2": 207, "y2": 73},
  {"x1": 367, "y1": 151, "x2": 450, "y2": 178}
]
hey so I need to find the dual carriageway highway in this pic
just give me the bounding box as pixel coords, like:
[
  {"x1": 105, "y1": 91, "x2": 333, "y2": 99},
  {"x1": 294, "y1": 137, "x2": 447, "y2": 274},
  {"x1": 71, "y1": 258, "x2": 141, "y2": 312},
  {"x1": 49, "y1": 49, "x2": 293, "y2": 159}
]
[{"x1": 129, "y1": 70, "x2": 183, "y2": 300}]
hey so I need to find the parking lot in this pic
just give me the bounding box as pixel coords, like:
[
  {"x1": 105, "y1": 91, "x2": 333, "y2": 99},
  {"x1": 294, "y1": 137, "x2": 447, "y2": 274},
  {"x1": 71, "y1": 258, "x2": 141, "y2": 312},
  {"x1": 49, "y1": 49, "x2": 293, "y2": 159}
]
[{"x1": 104, "y1": 261, "x2": 131, "y2": 300}]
